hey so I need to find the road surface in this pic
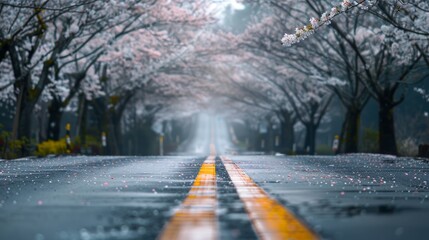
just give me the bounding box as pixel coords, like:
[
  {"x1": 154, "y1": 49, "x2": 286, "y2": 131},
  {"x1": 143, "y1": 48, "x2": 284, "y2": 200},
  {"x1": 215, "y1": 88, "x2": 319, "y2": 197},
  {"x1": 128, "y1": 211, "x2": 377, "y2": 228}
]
[{"x1": 1, "y1": 115, "x2": 429, "y2": 240}]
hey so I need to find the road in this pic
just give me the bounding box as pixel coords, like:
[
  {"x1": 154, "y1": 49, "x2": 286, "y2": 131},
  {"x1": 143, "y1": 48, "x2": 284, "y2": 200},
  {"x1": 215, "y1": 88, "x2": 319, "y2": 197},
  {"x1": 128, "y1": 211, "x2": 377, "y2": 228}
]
[{"x1": 1, "y1": 115, "x2": 429, "y2": 240}]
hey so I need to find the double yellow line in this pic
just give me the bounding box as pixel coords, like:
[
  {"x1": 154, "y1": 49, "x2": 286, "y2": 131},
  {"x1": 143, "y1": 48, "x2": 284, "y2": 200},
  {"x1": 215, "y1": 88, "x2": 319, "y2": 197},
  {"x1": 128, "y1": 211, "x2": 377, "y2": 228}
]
[
  {"x1": 158, "y1": 145, "x2": 318, "y2": 240},
  {"x1": 158, "y1": 144, "x2": 217, "y2": 240}
]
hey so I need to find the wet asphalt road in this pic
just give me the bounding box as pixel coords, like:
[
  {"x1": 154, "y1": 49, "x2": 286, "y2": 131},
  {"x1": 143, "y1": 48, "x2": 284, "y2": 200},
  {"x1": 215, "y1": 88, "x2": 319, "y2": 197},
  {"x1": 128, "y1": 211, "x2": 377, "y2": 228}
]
[
  {"x1": 1, "y1": 154, "x2": 428, "y2": 240},
  {"x1": 0, "y1": 155, "x2": 259, "y2": 240},
  {"x1": 0, "y1": 156, "x2": 205, "y2": 240},
  {"x1": 1, "y1": 116, "x2": 429, "y2": 240},
  {"x1": 230, "y1": 154, "x2": 429, "y2": 240}
]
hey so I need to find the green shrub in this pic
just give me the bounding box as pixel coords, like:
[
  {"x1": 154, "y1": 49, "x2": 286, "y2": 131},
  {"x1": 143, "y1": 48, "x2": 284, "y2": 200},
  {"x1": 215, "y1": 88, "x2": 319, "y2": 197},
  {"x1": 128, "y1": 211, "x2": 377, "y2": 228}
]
[
  {"x1": 1, "y1": 139, "x2": 27, "y2": 159},
  {"x1": 0, "y1": 129, "x2": 30, "y2": 159},
  {"x1": 35, "y1": 139, "x2": 68, "y2": 157}
]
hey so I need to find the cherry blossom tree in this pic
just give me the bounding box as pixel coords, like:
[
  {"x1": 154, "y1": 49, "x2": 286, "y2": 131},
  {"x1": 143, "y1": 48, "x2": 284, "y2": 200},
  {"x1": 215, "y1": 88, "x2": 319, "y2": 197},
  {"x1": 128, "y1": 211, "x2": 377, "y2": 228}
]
[
  {"x1": 248, "y1": 0, "x2": 427, "y2": 155},
  {"x1": 307, "y1": 1, "x2": 425, "y2": 155},
  {"x1": 1, "y1": 0, "x2": 99, "y2": 141},
  {"x1": 1, "y1": 0, "x2": 149, "y2": 140},
  {"x1": 43, "y1": 2, "x2": 185, "y2": 140},
  {"x1": 0, "y1": 0, "x2": 216, "y2": 148},
  {"x1": 277, "y1": 14, "x2": 371, "y2": 153}
]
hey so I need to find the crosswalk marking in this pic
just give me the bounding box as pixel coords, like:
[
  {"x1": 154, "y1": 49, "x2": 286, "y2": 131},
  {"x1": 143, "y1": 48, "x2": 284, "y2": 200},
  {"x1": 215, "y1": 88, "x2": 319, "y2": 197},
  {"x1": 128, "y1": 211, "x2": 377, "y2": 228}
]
[{"x1": 221, "y1": 156, "x2": 319, "y2": 240}]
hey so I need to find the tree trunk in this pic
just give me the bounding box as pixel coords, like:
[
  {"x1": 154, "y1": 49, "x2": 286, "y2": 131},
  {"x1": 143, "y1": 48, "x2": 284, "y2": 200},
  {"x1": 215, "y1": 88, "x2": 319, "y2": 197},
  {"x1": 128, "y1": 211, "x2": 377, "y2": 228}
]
[
  {"x1": 344, "y1": 109, "x2": 360, "y2": 153},
  {"x1": 112, "y1": 113, "x2": 123, "y2": 154},
  {"x1": 76, "y1": 96, "x2": 88, "y2": 146},
  {"x1": 337, "y1": 112, "x2": 348, "y2": 154},
  {"x1": 279, "y1": 113, "x2": 294, "y2": 154},
  {"x1": 304, "y1": 123, "x2": 316, "y2": 155},
  {"x1": 106, "y1": 111, "x2": 118, "y2": 155},
  {"x1": 79, "y1": 97, "x2": 88, "y2": 147},
  {"x1": 10, "y1": 100, "x2": 35, "y2": 156},
  {"x1": 11, "y1": 63, "x2": 52, "y2": 141},
  {"x1": 12, "y1": 74, "x2": 34, "y2": 141},
  {"x1": 92, "y1": 98, "x2": 109, "y2": 155},
  {"x1": 379, "y1": 101, "x2": 397, "y2": 155},
  {"x1": 47, "y1": 97, "x2": 62, "y2": 140},
  {"x1": 109, "y1": 93, "x2": 134, "y2": 155},
  {"x1": 266, "y1": 121, "x2": 274, "y2": 153},
  {"x1": 11, "y1": 82, "x2": 25, "y2": 140},
  {"x1": 18, "y1": 101, "x2": 36, "y2": 141}
]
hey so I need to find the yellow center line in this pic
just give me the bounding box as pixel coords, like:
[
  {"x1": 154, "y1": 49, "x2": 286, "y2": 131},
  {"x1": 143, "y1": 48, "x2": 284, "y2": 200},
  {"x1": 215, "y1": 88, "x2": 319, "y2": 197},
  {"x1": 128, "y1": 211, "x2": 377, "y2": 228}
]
[
  {"x1": 220, "y1": 156, "x2": 319, "y2": 240},
  {"x1": 158, "y1": 144, "x2": 217, "y2": 240}
]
